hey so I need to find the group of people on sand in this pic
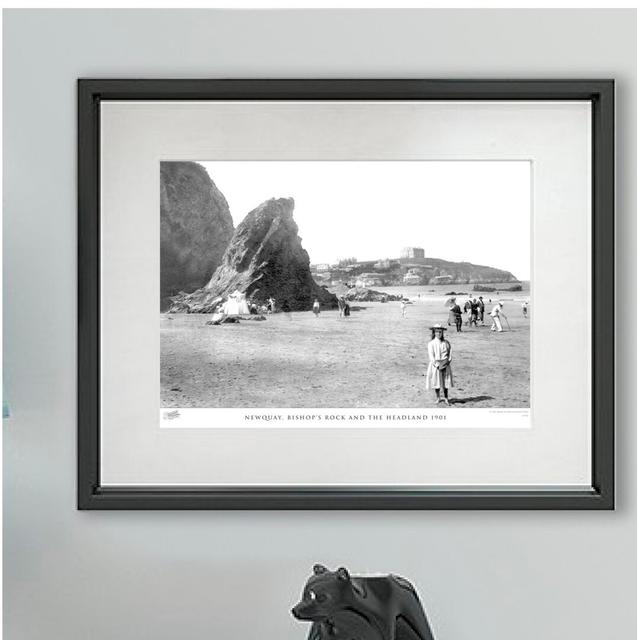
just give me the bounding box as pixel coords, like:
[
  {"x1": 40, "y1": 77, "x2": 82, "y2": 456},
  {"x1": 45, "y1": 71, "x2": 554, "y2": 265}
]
[
  {"x1": 447, "y1": 296, "x2": 487, "y2": 331},
  {"x1": 447, "y1": 296, "x2": 518, "y2": 333},
  {"x1": 336, "y1": 296, "x2": 351, "y2": 318},
  {"x1": 309, "y1": 297, "x2": 350, "y2": 318},
  {"x1": 211, "y1": 295, "x2": 353, "y2": 319},
  {"x1": 210, "y1": 294, "x2": 357, "y2": 321}
]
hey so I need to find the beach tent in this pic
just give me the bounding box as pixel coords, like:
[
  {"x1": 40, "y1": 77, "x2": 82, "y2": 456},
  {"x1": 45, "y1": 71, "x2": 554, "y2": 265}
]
[{"x1": 223, "y1": 290, "x2": 250, "y2": 316}]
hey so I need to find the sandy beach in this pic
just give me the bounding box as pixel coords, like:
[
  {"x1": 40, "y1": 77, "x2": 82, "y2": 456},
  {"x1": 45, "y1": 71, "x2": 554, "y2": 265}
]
[{"x1": 161, "y1": 296, "x2": 530, "y2": 409}]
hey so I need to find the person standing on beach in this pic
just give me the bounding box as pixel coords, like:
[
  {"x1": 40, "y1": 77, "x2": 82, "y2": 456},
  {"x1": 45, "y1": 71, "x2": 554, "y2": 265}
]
[
  {"x1": 267, "y1": 297, "x2": 275, "y2": 314},
  {"x1": 490, "y1": 301, "x2": 506, "y2": 332},
  {"x1": 312, "y1": 298, "x2": 320, "y2": 317},
  {"x1": 337, "y1": 296, "x2": 345, "y2": 318},
  {"x1": 522, "y1": 301, "x2": 528, "y2": 318},
  {"x1": 426, "y1": 324, "x2": 453, "y2": 405},
  {"x1": 401, "y1": 299, "x2": 407, "y2": 318},
  {"x1": 450, "y1": 302, "x2": 463, "y2": 332},
  {"x1": 463, "y1": 297, "x2": 473, "y2": 326},
  {"x1": 470, "y1": 298, "x2": 479, "y2": 326},
  {"x1": 478, "y1": 296, "x2": 485, "y2": 324}
]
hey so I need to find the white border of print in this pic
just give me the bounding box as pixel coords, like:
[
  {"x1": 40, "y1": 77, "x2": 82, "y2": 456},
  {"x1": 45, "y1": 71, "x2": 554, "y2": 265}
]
[{"x1": 161, "y1": 408, "x2": 530, "y2": 429}]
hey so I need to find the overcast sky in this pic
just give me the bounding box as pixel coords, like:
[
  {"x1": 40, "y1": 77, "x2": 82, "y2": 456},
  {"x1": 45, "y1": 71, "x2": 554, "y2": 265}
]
[{"x1": 200, "y1": 161, "x2": 530, "y2": 280}]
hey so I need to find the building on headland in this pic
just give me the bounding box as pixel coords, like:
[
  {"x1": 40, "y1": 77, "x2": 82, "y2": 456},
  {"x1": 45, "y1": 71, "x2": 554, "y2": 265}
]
[
  {"x1": 400, "y1": 247, "x2": 425, "y2": 260},
  {"x1": 399, "y1": 247, "x2": 429, "y2": 266},
  {"x1": 403, "y1": 272, "x2": 422, "y2": 285},
  {"x1": 431, "y1": 274, "x2": 454, "y2": 284}
]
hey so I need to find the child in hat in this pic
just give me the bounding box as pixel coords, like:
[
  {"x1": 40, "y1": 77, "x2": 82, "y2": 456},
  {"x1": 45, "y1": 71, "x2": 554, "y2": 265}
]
[{"x1": 426, "y1": 324, "x2": 453, "y2": 405}]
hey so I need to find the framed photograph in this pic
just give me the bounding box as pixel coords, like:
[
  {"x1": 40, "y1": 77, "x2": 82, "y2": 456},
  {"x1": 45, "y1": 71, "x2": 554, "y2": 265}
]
[{"x1": 78, "y1": 80, "x2": 614, "y2": 509}]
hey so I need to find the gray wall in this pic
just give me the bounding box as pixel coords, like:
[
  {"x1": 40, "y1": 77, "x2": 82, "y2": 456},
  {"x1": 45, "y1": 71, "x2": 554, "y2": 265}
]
[{"x1": 3, "y1": 9, "x2": 636, "y2": 640}]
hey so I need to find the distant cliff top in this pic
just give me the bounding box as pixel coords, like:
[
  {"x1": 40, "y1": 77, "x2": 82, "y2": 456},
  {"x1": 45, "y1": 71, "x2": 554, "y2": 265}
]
[{"x1": 313, "y1": 255, "x2": 518, "y2": 285}]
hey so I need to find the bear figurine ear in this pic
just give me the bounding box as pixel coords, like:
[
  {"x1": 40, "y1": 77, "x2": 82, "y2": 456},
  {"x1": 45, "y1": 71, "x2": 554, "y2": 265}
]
[
  {"x1": 336, "y1": 567, "x2": 351, "y2": 582},
  {"x1": 313, "y1": 564, "x2": 328, "y2": 575}
]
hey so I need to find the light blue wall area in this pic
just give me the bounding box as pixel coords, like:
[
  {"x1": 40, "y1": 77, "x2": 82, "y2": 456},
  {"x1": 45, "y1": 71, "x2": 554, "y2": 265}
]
[{"x1": 3, "y1": 9, "x2": 636, "y2": 640}]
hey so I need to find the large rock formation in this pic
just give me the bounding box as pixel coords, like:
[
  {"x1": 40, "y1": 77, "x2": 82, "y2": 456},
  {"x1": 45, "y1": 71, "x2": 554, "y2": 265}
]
[
  {"x1": 168, "y1": 197, "x2": 337, "y2": 313},
  {"x1": 160, "y1": 161, "x2": 234, "y2": 310},
  {"x1": 329, "y1": 285, "x2": 401, "y2": 303}
]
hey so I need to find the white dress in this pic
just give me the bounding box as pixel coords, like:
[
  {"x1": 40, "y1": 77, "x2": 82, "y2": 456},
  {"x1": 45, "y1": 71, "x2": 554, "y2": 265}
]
[{"x1": 426, "y1": 338, "x2": 453, "y2": 389}]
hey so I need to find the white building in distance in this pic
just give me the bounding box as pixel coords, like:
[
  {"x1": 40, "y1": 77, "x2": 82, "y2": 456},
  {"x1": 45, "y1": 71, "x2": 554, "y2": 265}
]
[{"x1": 400, "y1": 247, "x2": 425, "y2": 260}]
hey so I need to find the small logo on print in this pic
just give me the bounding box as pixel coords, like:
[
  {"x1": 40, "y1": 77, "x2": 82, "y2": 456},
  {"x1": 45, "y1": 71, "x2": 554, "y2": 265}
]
[{"x1": 163, "y1": 410, "x2": 180, "y2": 421}]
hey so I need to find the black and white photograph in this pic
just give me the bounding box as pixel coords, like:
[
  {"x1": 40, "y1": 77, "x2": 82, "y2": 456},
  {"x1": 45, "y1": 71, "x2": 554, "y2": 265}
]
[{"x1": 160, "y1": 160, "x2": 531, "y2": 426}]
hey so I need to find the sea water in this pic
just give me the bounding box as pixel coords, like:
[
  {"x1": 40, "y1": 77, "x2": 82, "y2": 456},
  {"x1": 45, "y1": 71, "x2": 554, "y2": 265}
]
[{"x1": 374, "y1": 282, "x2": 530, "y2": 301}]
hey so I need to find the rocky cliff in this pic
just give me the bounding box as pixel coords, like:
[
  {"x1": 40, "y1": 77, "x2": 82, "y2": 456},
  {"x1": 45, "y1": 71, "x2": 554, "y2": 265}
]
[
  {"x1": 168, "y1": 198, "x2": 337, "y2": 313},
  {"x1": 160, "y1": 161, "x2": 234, "y2": 310}
]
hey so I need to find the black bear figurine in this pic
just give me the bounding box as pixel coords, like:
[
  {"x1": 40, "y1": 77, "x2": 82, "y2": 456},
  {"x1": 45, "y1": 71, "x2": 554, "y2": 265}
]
[{"x1": 292, "y1": 564, "x2": 435, "y2": 640}]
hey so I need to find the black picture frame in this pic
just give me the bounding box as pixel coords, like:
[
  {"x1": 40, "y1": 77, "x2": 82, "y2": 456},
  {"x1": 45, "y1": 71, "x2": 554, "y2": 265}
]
[{"x1": 78, "y1": 79, "x2": 614, "y2": 510}]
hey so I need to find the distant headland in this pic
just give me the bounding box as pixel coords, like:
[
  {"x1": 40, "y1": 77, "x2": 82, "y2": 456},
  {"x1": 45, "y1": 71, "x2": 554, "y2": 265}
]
[{"x1": 311, "y1": 246, "x2": 519, "y2": 288}]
